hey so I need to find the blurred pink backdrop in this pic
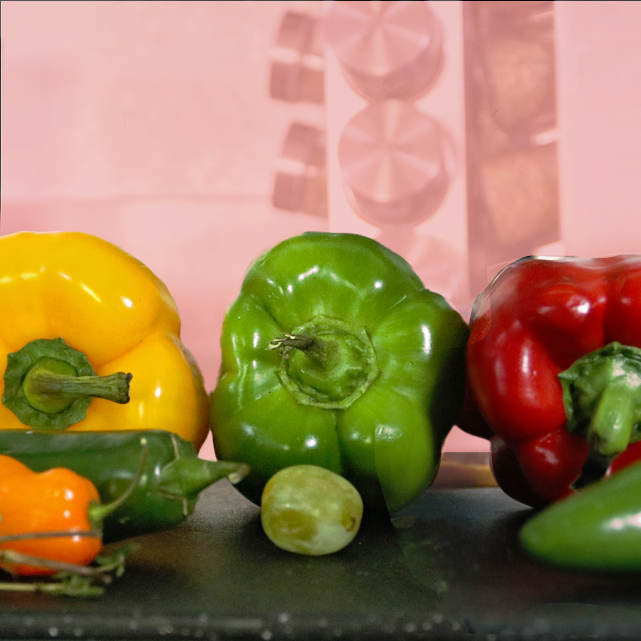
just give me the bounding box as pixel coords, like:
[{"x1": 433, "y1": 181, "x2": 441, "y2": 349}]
[{"x1": 2, "y1": 1, "x2": 640, "y2": 458}]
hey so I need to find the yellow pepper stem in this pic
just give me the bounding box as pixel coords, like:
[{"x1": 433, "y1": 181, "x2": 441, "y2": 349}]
[
  {"x1": 3, "y1": 338, "x2": 132, "y2": 430},
  {"x1": 23, "y1": 358, "x2": 131, "y2": 413}
]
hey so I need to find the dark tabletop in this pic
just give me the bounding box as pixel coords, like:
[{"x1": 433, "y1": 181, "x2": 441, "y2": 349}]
[{"x1": 1, "y1": 454, "x2": 640, "y2": 641}]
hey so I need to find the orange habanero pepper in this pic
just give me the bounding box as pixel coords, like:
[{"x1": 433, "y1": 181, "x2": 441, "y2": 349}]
[{"x1": 0, "y1": 455, "x2": 103, "y2": 576}]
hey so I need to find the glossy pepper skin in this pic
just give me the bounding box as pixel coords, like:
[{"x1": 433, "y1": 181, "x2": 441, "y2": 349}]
[
  {"x1": 0, "y1": 430, "x2": 247, "y2": 543},
  {"x1": 520, "y1": 461, "x2": 641, "y2": 573},
  {"x1": 210, "y1": 232, "x2": 469, "y2": 513},
  {"x1": 0, "y1": 231, "x2": 209, "y2": 449},
  {"x1": 0, "y1": 455, "x2": 102, "y2": 576},
  {"x1": 459, "y1": 255, "x2": 641, "y2": 507}
]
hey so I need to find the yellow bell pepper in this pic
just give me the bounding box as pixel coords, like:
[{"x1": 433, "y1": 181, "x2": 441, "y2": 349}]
[{"x1": 0, "y1": 231, "x2": 209, "y2": 450}]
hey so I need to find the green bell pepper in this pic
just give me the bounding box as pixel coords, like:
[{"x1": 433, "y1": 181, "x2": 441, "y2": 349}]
[
  {"x1": 210, "y1": 232, "x2": 469, "y2": 513},
  {"x1": 520, "y1": 461, "x2": 641, "y2": 572}
]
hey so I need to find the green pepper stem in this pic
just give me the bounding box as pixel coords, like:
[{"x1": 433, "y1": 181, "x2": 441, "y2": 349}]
[
  {"x1": 268, "y1": 334, "x2": 330, "y2": 367},
  {"x1": 268, "y1": 316, "x2": 379, "y2": 410}
]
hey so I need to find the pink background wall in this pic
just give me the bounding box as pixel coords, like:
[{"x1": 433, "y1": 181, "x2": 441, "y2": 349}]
[{"x1": 2, "y1": 1, "x2": 640, "y2": 458}]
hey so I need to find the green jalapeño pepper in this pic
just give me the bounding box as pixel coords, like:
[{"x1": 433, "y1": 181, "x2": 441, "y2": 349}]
[
  {"x1": 520, "y1": 461, "x2": 641, "y2": 572},
  {"x1": 210, "y1": 232, "x2": 469, "y2": 513},
  {"x1": 0, "y1": 430, "x2": 248, "y2": 543}
]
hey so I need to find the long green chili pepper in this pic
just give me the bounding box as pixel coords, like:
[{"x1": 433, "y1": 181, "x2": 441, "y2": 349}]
[{"x1": 0, "y1": 430, "x2": 248, "y2": 543}]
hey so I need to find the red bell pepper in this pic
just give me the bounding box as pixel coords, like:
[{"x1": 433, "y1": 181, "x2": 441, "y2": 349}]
[{"x1": 458, "y1": 254, "x2": 641, "y2": 507}]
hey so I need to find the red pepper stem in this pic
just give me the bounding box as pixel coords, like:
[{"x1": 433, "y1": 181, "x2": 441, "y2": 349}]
[
  {"x1": 559, "y1": 341, "x2": 641, "y2": 488},
  {"x1": 572, "y1": 381, "x2": 637, "y2": 489},
  {"x1": 588, "y1": 379, "x2": 635, "y2": 456}
]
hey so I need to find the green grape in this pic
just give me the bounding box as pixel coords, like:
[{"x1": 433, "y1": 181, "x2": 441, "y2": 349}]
[{"x1": 261, "y1": 465, "x2": 364, "y2": 556}]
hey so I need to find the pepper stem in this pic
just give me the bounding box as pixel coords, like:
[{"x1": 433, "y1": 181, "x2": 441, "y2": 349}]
[
  {"x1": 588, "y1": 379, "x2": 635, "y2": 456},
  {"x1": 3, "y1": 338, "x2": 133, "y2": 430},
  {"x1": 23, "y1": 361, "x2": 131, "y2": 412},
  {"x1": 158, "y1": 459, "x2": 250, "y2": 499},
  {"x1": 559, "y1": 342, "x2": 641, "y2": 488},
  {"x1": 268, "y1": 316, "x2": 379, "y2": 410},
  {"x1": 268, "y1": 334, "x2": 331, "y2": 367}
]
